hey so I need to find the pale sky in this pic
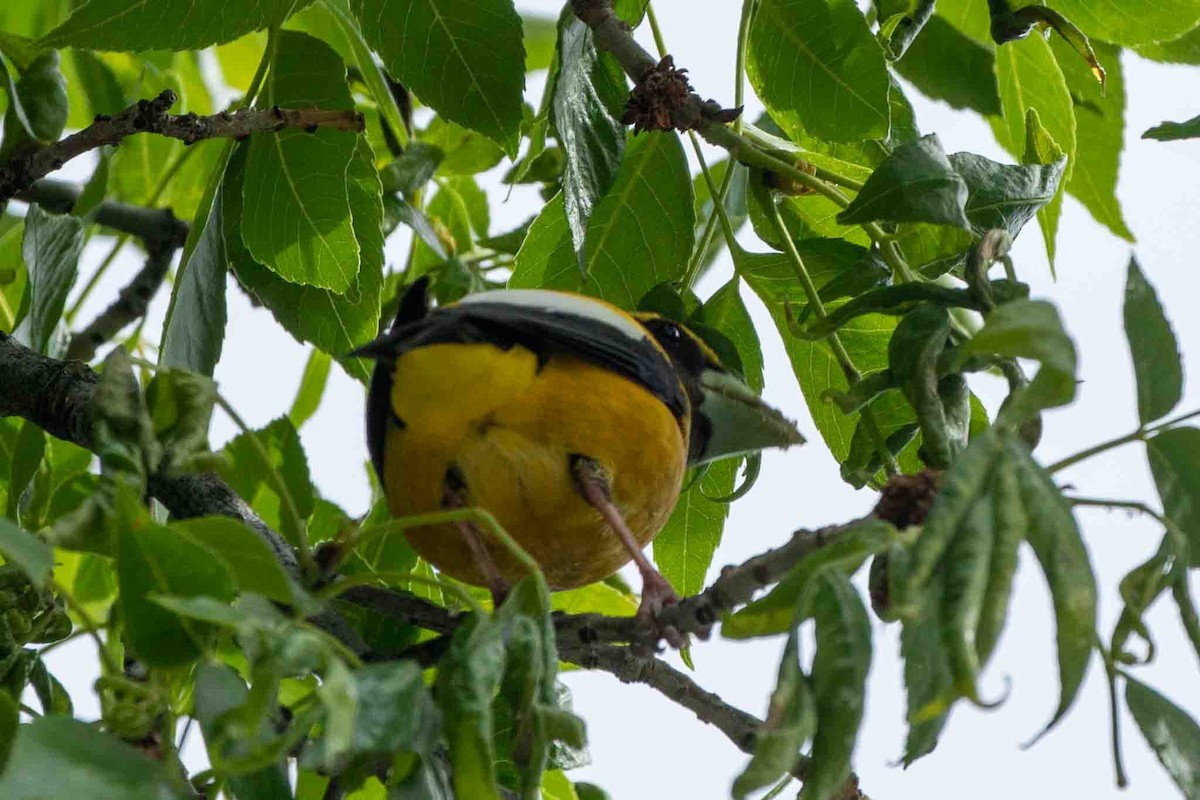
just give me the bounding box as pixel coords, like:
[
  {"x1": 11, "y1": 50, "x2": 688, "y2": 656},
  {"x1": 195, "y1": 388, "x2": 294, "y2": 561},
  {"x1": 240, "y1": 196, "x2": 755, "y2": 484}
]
[{"x1": 44, "y1": 2, "x2": 1200, "y2": 798}]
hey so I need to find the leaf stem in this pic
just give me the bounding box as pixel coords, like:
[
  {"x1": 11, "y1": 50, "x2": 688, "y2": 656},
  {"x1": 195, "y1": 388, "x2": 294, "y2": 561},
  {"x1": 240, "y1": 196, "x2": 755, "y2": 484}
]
[
  {"x1": 688, "y1": 132, "x2": 742, "y2": 256},
  {"x1": 645, "y1": 3, "x2": 669, "y2": 57},
  {"x1": 1048, "y1": 407, "x2": 1200, "y2": 474},
  {"x1": 733, "y1": 0, "x2": 757, "y2": 133},
  {"x1": 764, "y1": 199, "x2": 899, "y2": 475}
]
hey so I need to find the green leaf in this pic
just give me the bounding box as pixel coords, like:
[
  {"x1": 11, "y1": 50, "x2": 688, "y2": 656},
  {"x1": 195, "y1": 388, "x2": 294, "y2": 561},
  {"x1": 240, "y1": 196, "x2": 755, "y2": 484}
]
[
  {"x1": 219, "y1": 416, "x2": 314, "y2": 545},
  {"x1": 580, "y1": 132, "x2": 694, "y2": 307},
  {"x1": 228, "y1": 138, "x2": 383, "y2": 383},
  {"x1": 509, "y1": 193, "x2": 578, "y2": 291},
  {"x1": 838, "y1": 134, "x2": 970, "y2": 228},
  {"x1": 1037, "y1": 0, "x2": 1200, "y2": 47},
  {"x1": 159, "y1": 177, "x2": 228, "y2": 376},
  {"x1": 351, "y1": 0, "x2": 525, "y2": 154},
  {"x1": 801, "y1": 571, "x2": 871, "y2": 800},
  {"x1": 241, "y1": 31, "x2": 360, "y2": 293},
  {"x1": 302, "y1": 661, "x2": 441, "y2": 774},
  {"x1": 1135, "y1": 25, "x2": 1200, "y2": 64},
  {"x1": 145, "y1": 369, "x2": 219, "y2": 475},
  {"x1": 418, "y1": 117, "x2": 504, "y2": 177},
  {"x1": 0, "y1": 691, "x2": 15, "y2": 774},
  {"x1": 747, "y1": 0, "x2": 890, "y2": 142},
  {"x1": 724, "y1": 520, "x2": 894, "y2": 639},
  {"x1": 289, "y1": 349, "x2": 333, "y2": 428},
  {"x1": 739, "y1": 243, "x2": 895, "y2": 467},
  {"x1": 732, "y1": 633, "x2": 815, "y2": 799},
  {"x1": 653, "y1": 459, "x2": 736, "y2": 597},
  {"x1": 0, "y1": 716, "x2": 179, "y2": 799},
  {"x1": 948, "y1": 151, "x2": 1066, "y2": 240},
  {"x1": 962, "y1": 299, "x2": 1077, "y2": 417},
  {"x1": 172, "y1": 517, "x2": 296, "y2": 603},
  {"x1": 1144, "y1": 113, "x2": 1200, "y2": 142},
  {"x1": 193, "y1": 662, "x2": 291, "y2": 800},
  {"x1": 1123, "y1": 258, "x2": 1182, "y2": 425},
  {"x1": 1126, "y1": 678, "x2": 1200, "y2": 799},
  {"x1": 523, "y1": 14, "x2": 558, "y2": 72},
  {"x1": 435, "y1": 613, "x2": 506, "y2": 800},
  {"x1": 41, "y1": 0, "x2": 309, "y2": 51},
  {"x1": 1, "y1": 52, "x2": 67, "y2": 147},
  {"x1": 991, "y1": 33, "x2": 1076, "y2": 266},
  {"x1": 1006, "y1": 438, "x2": 1096, "y2": 738},
  {"x1": 117, "y1": 523, "x2": 237, "y2": 667},
  {"x1": 0, "y1": 519, "x2": 53, "y2": 589},
  {"x1": 893, "y1": 15, "x2": 1000, "y2": 115},
  {"x1": 18, "y1": 205, "x2": 83, "y2": 356},
  {"x1": 1050, "y1": 38, "x2": 1133, "y2": 241},
  {"x1": 702, "y1": 279, "x2": 764, "y2": 394},
  {"x1": 5, "y1": 420, "x2": 44, "y2": 523},
  {"x1": 553, "y1": 16, "x2": 627, "y2": 266},
  {"x1": 1147, "y1": 428, "x2": 1200, "y2": 568}
]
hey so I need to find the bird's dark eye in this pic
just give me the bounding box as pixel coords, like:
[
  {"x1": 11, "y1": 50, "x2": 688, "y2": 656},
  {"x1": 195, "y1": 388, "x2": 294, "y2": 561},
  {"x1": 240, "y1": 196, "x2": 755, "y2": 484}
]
[{"x1": 660, "y1": 322, "x2": 681, "y2": 342}]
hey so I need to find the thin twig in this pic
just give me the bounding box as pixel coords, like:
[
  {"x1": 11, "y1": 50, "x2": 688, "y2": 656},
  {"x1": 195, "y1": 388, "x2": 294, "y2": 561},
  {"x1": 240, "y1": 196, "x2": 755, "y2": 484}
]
[
  {"x1": 66, "y1": 242, "x2": 174, "y2": 362},
  {"x1": 0, "y1": 89, "x2": 364, "y2": 203}
]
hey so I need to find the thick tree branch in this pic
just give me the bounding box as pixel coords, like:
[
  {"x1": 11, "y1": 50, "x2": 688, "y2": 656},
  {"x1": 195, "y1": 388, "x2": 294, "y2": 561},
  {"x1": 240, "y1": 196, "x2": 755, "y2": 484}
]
[
  {"x1": 0, "y1": 90, "x2": 365, "y2": 204},
  {"x1": 66, "y1": 243, "x2": 174, "y2": 362},
  {"x1": 17, "y1": 179, "x2": 190, "y2": 249}
]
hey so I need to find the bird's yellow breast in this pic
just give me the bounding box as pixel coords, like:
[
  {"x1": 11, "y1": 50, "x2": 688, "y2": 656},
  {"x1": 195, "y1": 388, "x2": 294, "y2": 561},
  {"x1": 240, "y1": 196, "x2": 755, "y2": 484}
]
[{"x1": 381, "y1": 342, "x2": 688, "y2": 589}]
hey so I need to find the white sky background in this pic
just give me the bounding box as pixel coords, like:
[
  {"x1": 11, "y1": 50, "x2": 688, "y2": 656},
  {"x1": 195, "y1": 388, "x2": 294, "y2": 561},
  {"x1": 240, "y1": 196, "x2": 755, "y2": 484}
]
[{"x1": 43, "y1": 2, "x2": 1200, "y2": 797}]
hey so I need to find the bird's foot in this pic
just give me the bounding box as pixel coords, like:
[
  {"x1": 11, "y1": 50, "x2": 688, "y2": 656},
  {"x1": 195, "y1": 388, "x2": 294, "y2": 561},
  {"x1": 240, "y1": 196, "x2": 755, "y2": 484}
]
[{"x1": 636, "y1": 568, "x2": 692, "y2": 650}]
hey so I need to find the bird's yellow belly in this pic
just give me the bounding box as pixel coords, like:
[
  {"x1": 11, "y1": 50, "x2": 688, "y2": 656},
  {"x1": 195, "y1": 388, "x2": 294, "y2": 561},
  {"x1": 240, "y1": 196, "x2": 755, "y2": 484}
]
[{"x1": 382, "y1": 343, "x2": 688, "y2": 589}]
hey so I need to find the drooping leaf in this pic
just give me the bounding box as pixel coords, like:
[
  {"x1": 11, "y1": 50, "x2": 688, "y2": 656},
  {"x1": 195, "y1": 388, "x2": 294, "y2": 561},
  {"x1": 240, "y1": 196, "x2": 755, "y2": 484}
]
[
  {"x1": 41, "y1": 0, "x2": 310, "y2": 51},
  {"x1": 1, "y1": 52, "x2": 67, "y2": 148},
  {"x1": 241, "y1": 31, "x2": 360, "y2": 293},
  {"x1": 1147, "y1": 427, "x2": 1200, "y2": 568},
  {"x1": 893, "y1": 15, "x2": 1000, "y2": 115},
  {"x1": 553, "y1": 16, "x2": 627, "y2": 267},
  {"x1": 160, "y1": 169, "x2": 229, "y2": 376},
  {"x1": 18, "y1": 205, "x2": 83, "y2": 355},
  {"x1": 653, "y1": 459, "x2": 736, "y2": 597},
  {"x1": 991, "y1": 33, "x2": 1076, "y2": 266},
  {"x1": 747, "y1": 0, "x2": 890, "y2": 142},
  {"x1": 901, "y1": 572, "x2": 954, "y2": 764},
  {"x1": 731, "y1": 633, "x2": 815, "y2": 799},
  {"x1": 1125, "y1": 677, "x2": 1200, "y2": 799},
  {"x1": 1123, "y1": 258, "x2": 1183, "y2": 425},
  {"x1": 839, "y1": 134, "x2": 970, "y2": 228},
  {"x1": 800, "y1": 571, "x2": 871, "y2": 800},
  {"x1": 0, "y1": 716, "x2": 179, "y2": 799},
  {"x1": 117, "y1": 523, "x2": 237, "y2": 667},
  {"x1": 948, "y1": 151, "x2": 1066, "y2": 240},
  {"x1": 435, "y1": 613, "x2": 506, "y2": 800},
  {"x1": 1006, "y1": 438, "x2": 1096, "y2": 739},
  {"x1": 351, "y1": 0, "x2": 525, "y2": 154}
]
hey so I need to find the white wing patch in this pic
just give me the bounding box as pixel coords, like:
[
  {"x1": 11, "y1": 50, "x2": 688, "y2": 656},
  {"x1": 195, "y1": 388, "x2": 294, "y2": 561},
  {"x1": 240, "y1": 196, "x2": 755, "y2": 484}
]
[{"x1": 458, "y1": 289, "x2": 648, "y2": 341}]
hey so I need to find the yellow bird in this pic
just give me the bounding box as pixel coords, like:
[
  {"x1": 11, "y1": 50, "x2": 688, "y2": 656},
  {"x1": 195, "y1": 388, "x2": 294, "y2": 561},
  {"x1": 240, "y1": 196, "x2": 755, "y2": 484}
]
[{"x1": 354, "y1": 277, "x2": 802, "y2": 630}]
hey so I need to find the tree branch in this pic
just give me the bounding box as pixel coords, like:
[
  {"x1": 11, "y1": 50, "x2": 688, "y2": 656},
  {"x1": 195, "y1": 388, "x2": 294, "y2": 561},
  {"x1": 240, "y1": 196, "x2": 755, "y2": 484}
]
[
  {"x1": 0, "y1": 90, "x2": 365, "y2": 204},
  {"x1": 0, "y1": 333, "x2": 865, "y2": 795},
  {"x1": 17, "y1": 179, "x2": 190, "y2": 249},
  {"x1": 66, "y1": 242, "x2": 174, "y2": 362}
]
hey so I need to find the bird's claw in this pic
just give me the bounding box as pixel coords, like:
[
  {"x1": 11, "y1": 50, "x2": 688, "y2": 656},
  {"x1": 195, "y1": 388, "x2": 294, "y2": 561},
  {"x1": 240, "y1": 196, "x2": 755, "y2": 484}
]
[{"x1": 636, "y1": 570, "x2": 710, "y2": 650}]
